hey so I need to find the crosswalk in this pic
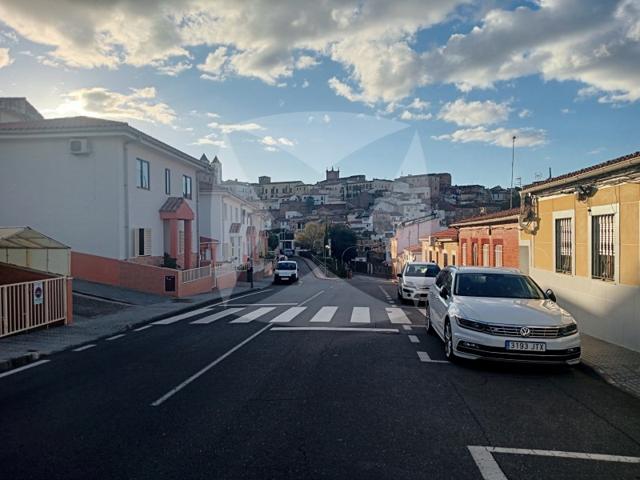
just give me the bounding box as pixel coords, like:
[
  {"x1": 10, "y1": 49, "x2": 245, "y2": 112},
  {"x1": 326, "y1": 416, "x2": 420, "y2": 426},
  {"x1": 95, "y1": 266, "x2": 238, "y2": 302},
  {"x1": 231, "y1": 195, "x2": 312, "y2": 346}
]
[{"x1": 153, "y1": 304, "x2": 422, "y2": 327}]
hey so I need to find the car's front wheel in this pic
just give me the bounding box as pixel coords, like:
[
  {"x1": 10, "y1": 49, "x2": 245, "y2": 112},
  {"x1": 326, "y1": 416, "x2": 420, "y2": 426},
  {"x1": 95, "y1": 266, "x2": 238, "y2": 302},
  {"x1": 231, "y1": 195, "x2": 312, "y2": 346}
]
[
  {"x1": 424, "y1": 305, "x2": 432, "y2": 334},
  {"x1": 444, "y1": 319, "x2": 457, "y2": 362}
]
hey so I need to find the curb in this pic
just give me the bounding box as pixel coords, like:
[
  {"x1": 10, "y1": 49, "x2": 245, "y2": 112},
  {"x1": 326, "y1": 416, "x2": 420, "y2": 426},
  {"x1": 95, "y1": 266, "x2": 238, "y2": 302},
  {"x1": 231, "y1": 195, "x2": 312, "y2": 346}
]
[
  {"x1": 577, "y1": 359, "x2": 640, "y2": 400},
  {"x1": 0, "y1": 285, "x2": 271, "y2": 374}
]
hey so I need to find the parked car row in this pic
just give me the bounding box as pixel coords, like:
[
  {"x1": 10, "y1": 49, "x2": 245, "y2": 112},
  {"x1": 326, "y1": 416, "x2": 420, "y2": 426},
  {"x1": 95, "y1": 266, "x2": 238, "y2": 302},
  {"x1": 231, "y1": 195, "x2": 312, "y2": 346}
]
[{"x1": 397, "y1": 262, "x2": 581, "y2": 365}]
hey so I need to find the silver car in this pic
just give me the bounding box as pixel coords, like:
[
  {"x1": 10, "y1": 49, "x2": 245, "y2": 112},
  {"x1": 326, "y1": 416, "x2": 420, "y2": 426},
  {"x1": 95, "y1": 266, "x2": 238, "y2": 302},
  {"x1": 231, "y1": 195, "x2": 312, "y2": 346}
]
[{"x1": 397, "y1": 262, "x2": 441, "y2": 304}]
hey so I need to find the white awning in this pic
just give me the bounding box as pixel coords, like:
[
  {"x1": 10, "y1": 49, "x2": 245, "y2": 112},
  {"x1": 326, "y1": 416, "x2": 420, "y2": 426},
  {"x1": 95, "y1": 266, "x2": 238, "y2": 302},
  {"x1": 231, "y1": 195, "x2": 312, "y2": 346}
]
[{"x1": 0, "y1": 227, "x2": 70, "y2": 276}]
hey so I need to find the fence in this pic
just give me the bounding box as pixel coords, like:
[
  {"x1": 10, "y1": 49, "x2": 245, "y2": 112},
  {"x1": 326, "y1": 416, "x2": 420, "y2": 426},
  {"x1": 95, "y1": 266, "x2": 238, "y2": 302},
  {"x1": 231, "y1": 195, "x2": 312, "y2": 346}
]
[
  {"x1": 214, "y1": 262, "x2": 236, "y2": 277},
  {"x1": 180, "y1": 265, "x2": 211, "y2": 284},
  {"x1": 0, "y1": 277, "x2": 67, "y2": 338}
]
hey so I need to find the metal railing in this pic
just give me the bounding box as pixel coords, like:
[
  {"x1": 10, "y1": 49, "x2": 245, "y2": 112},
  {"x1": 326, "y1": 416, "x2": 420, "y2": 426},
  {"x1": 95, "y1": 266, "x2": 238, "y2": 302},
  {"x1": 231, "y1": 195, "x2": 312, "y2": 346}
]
[
  {"x1": 180, "y1": 265, "x2": 212, "y2": 284},
  {"x1": 0, "y1": 277, "x2": 67, "y2": 338}
]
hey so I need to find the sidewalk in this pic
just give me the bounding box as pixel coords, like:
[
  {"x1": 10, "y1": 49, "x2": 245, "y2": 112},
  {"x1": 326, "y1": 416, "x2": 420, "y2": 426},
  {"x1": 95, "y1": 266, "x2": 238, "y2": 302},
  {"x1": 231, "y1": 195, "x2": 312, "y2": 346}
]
[
  {"x1": 299, "y1": 256, "x2": 339, "y2": 280},
  {"x1": 0, "y1": 277, "x2": 273, "y2": 371},
  {"x1": 579, "y1": 334, "x2": 640, "y2": 399}
]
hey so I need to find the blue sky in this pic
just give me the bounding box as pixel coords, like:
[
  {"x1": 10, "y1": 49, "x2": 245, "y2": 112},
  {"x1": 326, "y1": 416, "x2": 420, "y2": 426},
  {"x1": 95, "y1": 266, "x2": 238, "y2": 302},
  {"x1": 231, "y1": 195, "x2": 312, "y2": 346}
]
[{"x1": 0, "y1": 0, "x2": 638, "y2": 187}]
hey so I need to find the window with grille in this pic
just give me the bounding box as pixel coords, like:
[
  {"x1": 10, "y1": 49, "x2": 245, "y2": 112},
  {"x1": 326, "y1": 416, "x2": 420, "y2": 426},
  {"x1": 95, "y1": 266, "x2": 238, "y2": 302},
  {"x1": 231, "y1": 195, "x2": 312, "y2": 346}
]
[
  {"x1": 482, "y1": 244, "x2": 489, "y2": 267},
  {"x1": 592, "y1": 214, "x2": 615, "y2": 281},
  {"x1": 462, "y1": 243, "x2": 467, "y2": 266},
  {"x1": 472, "y1": 243, "x2": 478, "y2": 266},
  {"x1": 494, "y1": 245, "x2": 503, "y2": 267},
  {"x1": 555, "y1": 218, "x2": 572, "y2": 274}
]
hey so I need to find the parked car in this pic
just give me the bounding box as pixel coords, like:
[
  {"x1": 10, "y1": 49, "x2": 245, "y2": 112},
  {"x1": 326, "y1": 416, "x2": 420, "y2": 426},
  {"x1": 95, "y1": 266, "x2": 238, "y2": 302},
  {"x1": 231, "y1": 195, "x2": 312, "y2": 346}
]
[
  {"x1": 274, "y1": 261, "x2": 298, "y2": 284},
  {"x1": 427, "y1": 266, "x2": 580, "y2": 365},
  {"x1": 397, "y1": 262, "x2": 441, "y2": 303}
]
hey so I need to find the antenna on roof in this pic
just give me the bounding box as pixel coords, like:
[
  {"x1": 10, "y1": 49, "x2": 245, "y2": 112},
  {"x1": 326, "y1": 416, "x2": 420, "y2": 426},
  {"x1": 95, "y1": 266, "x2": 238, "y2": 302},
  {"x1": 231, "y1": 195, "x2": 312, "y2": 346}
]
[{"x1": 548, "y1": 167, "x2": 552, "y2": 179}]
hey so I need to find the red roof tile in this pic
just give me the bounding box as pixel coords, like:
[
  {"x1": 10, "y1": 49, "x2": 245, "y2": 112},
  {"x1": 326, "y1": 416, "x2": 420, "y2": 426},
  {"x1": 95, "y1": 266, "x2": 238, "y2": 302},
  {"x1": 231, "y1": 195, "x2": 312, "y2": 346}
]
[
  {"x1": 451, "y1": 207, "x2": 520, "y2": 227},
  {"x1": 432, "y1": 228, "x2": 459, "y2": 240}
]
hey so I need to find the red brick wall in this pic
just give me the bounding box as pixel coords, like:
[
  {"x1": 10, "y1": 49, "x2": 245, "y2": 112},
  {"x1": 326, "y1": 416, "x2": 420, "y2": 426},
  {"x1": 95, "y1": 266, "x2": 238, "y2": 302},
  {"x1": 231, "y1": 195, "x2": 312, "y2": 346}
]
[
  {"x1": 458, "y1": 223, "x2": 520, "y2": 268},
  {"x1": 0, "y1": 263, "x2": 55, "y2": 285}
]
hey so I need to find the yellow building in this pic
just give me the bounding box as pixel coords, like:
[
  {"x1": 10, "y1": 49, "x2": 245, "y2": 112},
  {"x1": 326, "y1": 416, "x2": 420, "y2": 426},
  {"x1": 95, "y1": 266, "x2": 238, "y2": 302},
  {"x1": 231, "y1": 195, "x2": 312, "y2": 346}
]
[
  {"x1": 520, "y1": 151, "x2": 640, "y2": 352},
  {"x1": 421, "y1": 228, "x2": 459, "y2": 268}
]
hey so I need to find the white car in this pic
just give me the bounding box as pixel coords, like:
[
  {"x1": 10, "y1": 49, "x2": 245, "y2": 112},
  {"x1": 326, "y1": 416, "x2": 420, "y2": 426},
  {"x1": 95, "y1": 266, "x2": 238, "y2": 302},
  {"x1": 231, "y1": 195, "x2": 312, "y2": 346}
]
[
  {"x1": 397, "y1": 262, "x2": 441, "y2": 303},
  {"x1": 427, "y1": 266, "x2": 580, "y2": 365},
  {"x1": 274, "y1": 261, "x2": 298, "y2": 284}
]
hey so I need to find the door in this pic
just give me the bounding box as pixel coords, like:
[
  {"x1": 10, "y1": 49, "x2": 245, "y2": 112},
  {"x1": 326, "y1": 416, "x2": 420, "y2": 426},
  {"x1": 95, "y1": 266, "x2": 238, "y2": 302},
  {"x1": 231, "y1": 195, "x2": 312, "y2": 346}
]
[{"x1": 430, "y1": 269, "x2": 450, "y2": 336}]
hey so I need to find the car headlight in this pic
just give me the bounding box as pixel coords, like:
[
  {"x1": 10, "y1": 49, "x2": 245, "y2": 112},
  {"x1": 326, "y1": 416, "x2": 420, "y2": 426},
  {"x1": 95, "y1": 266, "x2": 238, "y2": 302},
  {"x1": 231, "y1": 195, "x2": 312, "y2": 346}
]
[
  {"x1": 456, "y1": 316, "x2": 490, "y2": 333},
  {"x1": 558, "y1": 322, "x2": 578, "y2": 336}
]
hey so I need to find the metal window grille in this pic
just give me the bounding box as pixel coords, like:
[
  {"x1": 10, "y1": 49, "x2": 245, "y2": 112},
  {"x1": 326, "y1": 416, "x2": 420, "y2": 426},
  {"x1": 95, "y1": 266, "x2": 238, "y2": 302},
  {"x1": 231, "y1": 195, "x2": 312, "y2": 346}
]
[
  {"x1": 495, "y1": 245, "x2": 503, "y2": 267},
  {"x1": 592, "y1": 214, "x2": 615, "y2": 280},
  {"x1": 555, "y1": 218, "x2": 572, "y2": 274},
  {"x1": 482, "y1": 244, "x2": 489, "y2": 267},
  {"x1": 472, "y1": 243, "x2": 478, "y2": 266}
]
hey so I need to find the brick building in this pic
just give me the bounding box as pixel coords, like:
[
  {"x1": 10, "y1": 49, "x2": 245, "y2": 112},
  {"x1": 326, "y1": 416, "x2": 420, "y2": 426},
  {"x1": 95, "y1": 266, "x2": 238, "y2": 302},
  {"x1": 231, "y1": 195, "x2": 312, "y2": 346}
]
[{"x1": 451, "y1": 208, "x2": 520, "y2": 268}]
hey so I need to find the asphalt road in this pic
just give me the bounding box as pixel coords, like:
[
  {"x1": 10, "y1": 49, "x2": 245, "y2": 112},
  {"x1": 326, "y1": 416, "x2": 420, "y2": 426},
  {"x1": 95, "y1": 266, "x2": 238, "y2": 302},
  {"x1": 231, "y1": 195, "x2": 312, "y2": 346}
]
[{"x1": 1, "y1": 259, "x2": 640, "y2": 479}]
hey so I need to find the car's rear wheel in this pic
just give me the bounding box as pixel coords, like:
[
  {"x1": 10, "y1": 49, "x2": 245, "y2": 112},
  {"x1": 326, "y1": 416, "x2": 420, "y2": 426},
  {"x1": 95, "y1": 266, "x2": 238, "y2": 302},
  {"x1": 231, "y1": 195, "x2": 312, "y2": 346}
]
[
  {"x1": 444, "y1": 319, "x2": 457, "y2": 362},
  {"x1": 424, "y1": 305, "x2": 432, "y2": 334}
]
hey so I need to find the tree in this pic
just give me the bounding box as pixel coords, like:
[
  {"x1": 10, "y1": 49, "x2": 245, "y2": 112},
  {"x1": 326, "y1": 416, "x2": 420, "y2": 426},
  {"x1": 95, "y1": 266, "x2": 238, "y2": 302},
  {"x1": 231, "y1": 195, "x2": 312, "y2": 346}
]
[
  {"x1": 328, "y1": 224, "x2": 358, "y2": 263},
  {"x1": 295, "y1": 222, "x2": 324, "y2": 252},
  {"x1": 304, "y1": 196, "x2": 315, "y2": 210},
  {"x1": 268, "y1": 232, "x2": 280, "y2": 250}
]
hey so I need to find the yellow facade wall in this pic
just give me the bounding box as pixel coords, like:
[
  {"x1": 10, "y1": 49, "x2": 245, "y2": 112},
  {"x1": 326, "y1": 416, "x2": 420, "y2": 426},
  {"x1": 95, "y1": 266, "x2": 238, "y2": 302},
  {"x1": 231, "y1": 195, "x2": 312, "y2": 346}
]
[{"x1": 529, "y1": 183, "x2": 640, "y2": 286}]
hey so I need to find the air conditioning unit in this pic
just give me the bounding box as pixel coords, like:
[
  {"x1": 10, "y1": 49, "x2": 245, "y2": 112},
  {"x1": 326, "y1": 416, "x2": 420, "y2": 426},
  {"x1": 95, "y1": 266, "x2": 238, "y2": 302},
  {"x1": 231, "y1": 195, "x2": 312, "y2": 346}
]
[{"x1": 69, "y1": 138, "x2": 90, "y2": 155}]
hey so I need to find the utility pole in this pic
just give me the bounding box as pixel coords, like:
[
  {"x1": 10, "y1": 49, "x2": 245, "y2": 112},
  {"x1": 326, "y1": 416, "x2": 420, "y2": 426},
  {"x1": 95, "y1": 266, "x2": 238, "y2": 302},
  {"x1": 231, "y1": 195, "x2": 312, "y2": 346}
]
[{"x1": 510, "y1": 135, "x2": 517, "y2": 209}]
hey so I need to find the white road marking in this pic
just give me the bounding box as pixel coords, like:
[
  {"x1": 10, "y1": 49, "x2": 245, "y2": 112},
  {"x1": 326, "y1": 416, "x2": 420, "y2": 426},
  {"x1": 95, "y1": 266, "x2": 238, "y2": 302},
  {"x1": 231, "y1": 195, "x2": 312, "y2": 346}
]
[
  {"x1": 270, "y1": 306, "x2": 307, "y2": 323},
  {"x1": 485, "y1": 446, "x2": 640, "y2": 463},
  {"x1": 0, "y1": 360, "x2": 50, "y2": 379},
  {"x1": 271, "y1": 327, "x2": 398, "y2": 333},
  {"x1": 386, "y1": 307, "x2": 411, "y2": 324},
  {"x1": 133, "y1": 325, "x2": 153, "y2": 332},
  {"x1": 309, "y1": 306, "x2": 338, "y2": 323},
  {"x1": 468, "y1": 446, "x2": 509, "y2": 480},
  {"x1": 350, "y1": 307, "x2": 370, "y2": 324},
  {"x1": 191, "y1": 307, "x2": 245, "y2": 324},
  {"x1": 468, "y1": 445, "x2": 640, "y2": 480},
  {"x1": 297, "y1": 290, "x2": 325, "y2": 306},
  {"x1": 417, "y1": 351, "x2": 449, "y2": 364},
  {"x1": 402, "y1": 325, "x2": 412, "y2": 331},
  {"x1": 152, "y1": 307, "x2": 212, "y2": 325},
  {"x1": 230, "y1": 307, "x2": 276, "y2": 324},
  {"x1": 226, "y1": 303, "x2": 297, "y2": 307},
  {"x1": 408, "y1": 334, "x2": 420, "y2": 344},
  {"x1": 378, "y1": 285, "x2": 391, "y2": 298},
  {"x1": 73, "y1": 344, "x2": 96, "y2": 352},
  {"x1": 150, "y1": 323, "x2": 272, "y2": 407},
  {"x1": 416, "y1": 308, "x2": 427, "y2": 317},
  {"x1": 105, "y1": 334, "x2": 125, "y2": 341}
]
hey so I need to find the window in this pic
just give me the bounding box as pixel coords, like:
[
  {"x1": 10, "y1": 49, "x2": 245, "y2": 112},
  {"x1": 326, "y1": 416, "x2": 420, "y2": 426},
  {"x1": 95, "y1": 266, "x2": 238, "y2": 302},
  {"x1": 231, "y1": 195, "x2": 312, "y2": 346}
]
[
  {"x1": 164, "y1": 168, "x2": 171, "y2": 194},
  {"x1": 134, "y1": 228, "x2": 151, "y2": 256},
  {"x1": 452, "y1": 253, "x2": 456, "y2": 266},
  {"x1": 179, "y1": 230, "x2": 184, "y2": 254},
  {"x1": 443, "y1": 252, "x2": 448, "y2": 267},
  {"x1": 455, "y1": 273, "x2": 544, "y2": 299},
  {"x1": 182, "y1": 175, "x2": 192, "y2": 199},
  {"x1": 555, "y1": 217, "x2": 572, "y2": 274},
  {"x1": 592, "y1": 214, "x2": 615, "y2": 281},
  {"x1": 462, "y1": 243, "x2": 467, "y2": 266},
  {"x1": 482, "y1": 244, "x2": 490, "y2": 267},
  {"x1": 495, "y1": 245, "x2": 503, "y2": 267},
  {"x1": 136, "y1": 159, "x2": 150, "y2": 190}
]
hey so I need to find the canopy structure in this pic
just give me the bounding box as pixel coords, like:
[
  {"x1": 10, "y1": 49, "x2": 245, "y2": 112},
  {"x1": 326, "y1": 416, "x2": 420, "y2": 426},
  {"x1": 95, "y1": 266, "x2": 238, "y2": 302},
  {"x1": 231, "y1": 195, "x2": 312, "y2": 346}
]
[{"x1": 0, "y1": 227, "x2": 70, "y2": 276}]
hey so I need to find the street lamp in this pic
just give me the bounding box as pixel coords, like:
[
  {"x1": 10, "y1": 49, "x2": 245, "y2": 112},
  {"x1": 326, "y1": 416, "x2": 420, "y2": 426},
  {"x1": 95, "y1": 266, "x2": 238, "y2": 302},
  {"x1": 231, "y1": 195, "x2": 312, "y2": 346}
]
[
  {"x1": 510, "y1": 135, "x2": 517, "y2": 209},
  {"x1": 324, "y1": 244, "x2": 330, "y2": 276}
]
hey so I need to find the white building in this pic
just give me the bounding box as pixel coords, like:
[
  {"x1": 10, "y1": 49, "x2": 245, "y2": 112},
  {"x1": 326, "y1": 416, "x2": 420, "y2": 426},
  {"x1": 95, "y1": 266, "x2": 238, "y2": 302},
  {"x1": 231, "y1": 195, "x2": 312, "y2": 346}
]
[{"x1": 0, "y1": 116, "x2": 207, "y2": 277}]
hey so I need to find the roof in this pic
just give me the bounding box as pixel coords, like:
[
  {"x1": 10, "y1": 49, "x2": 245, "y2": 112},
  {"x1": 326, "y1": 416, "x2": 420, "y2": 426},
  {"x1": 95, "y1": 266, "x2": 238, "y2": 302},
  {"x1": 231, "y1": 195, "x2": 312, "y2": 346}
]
[
  {"x1": 430, "y1": 228, "x2": 459, "y2": 241},
  {"x1": 451, "y1": 207, "x2": 520, "y2": 227},
  {"x1": 523, "y1": 151, "x2": 640, "y2": 192},
  {"x1": 159, "y1": 197, "x2": 186, "y2": 213},
  {"x1": 0, "y1": 227, "x2": 69, "y2": 249},
  {"x1": 0, "y1": 116, "x2": 207, "y2": 169}
]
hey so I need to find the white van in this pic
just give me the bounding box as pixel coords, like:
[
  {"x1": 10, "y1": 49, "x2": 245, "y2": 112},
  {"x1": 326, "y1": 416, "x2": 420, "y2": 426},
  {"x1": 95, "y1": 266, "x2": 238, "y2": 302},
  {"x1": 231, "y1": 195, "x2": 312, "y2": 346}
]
[{"x1": 274, "y1": 261, "x2": 299, "y2": 284}]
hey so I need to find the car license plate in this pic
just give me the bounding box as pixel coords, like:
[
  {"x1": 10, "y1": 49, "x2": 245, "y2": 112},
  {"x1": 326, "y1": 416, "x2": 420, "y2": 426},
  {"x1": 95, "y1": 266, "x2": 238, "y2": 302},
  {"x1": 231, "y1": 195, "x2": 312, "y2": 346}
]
[{"x1": 505, "y1": 341, "x2": 546, "y2": 352}]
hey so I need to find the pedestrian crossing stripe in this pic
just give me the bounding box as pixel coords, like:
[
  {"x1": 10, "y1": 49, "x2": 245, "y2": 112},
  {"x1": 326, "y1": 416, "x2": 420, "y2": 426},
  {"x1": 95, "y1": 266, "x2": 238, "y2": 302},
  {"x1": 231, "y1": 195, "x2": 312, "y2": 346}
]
[
  {"x1": 191, "y1": 308, "x2": 245, "y2": 324},
  {"x1": 385, "y1": 307, "x2": 411, "y2": 324},
  {"x1": 230, "y1": 307, "x2": 276, "y2": 324},
  {"x1": 309, "y1": 306, "x2": 338, "y2": 323},
  {"x1": 350, "y1": 307, "x2": 370, "y2": 323},
  {"x1": 269, "y1": 306, "x2": 307, "y2": 323}
]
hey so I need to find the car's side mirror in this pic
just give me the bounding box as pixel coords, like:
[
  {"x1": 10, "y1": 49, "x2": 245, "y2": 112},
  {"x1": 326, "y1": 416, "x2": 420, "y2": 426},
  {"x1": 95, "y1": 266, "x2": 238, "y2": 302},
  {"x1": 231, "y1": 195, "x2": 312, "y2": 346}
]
[
  {"x1": 545, "y1": 288, "x2": 557, "y2": 303},
  {"x1": 440, "y1": 287, "x2": 449, "y2": 299}
]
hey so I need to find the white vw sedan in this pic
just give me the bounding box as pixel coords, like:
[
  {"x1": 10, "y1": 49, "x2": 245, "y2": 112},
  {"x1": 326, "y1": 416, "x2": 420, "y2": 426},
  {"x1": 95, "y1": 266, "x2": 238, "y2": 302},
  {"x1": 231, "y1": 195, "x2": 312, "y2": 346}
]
[{"x1": 427, "y1": 266, "x2": 580, "y2": 365}]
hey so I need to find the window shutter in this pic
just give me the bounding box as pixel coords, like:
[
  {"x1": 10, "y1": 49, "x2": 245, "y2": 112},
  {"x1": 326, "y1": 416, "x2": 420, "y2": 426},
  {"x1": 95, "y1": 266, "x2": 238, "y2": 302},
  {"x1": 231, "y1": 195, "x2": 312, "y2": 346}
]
[
  {"x1": 133, "y1": 229, "x2": 140, "y2": 257},
  {"x1": 144, "y1": 228, "x2": 152, "y2": 256},
  {"x1": 179, "y1": 230, "x2": 185, "y2": 254}
]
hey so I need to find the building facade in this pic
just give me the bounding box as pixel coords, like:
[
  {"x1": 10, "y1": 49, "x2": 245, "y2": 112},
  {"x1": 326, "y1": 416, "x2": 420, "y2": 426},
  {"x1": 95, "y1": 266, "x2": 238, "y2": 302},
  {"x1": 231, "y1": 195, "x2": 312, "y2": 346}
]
[{"x1": 519, "y1": 151, "x2": 640, "y2": 352}]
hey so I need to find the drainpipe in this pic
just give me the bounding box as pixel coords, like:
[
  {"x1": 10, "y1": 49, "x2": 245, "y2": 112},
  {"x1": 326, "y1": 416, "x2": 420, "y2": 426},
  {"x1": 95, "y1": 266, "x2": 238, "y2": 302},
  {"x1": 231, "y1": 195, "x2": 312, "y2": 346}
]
[{"x1": 122, "y1": 135, "x2": 141, "y2": 259}]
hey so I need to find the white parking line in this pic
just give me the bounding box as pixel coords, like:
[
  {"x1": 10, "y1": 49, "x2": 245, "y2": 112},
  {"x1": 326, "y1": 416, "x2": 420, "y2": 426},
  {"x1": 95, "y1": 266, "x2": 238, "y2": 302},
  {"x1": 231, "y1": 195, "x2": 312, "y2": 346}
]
[
  {"x1": 73, "y1": 344, "x2": 96, "y2": 352},
  {"x1": 0, "y1": 360, "x2": 50, "y2": 379},
  {"x1": 416, "y1": 351, "x2": 449, "y2": 364},
  {"x1": 105, "y1": 334, "x2": 126, "y2": 341},
  {"x1": 468, "y1": 445, "x2": 640, "y2": 480},
  {"x1": 150, "y1": 323, "x2": 272, "y2": 407},
  {"x1": 191, "y1": 308, "x2": 245, "y2": 324},
  {"x1": 133, "y1": 325, "x2": 153, "y2": 332},
  {"x1": 271, "y1": 327, "x2": 398, "y2": 333},
  {"x1": 408, "y1": 334, "x2": 420, "y2": 344}
]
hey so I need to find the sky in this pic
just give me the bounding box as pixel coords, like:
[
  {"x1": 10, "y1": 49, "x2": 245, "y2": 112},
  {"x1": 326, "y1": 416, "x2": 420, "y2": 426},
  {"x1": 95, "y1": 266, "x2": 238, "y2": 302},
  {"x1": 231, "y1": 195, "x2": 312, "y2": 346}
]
[{"x1": 0, "y1": 0, "x2": 638, "y2": 187}]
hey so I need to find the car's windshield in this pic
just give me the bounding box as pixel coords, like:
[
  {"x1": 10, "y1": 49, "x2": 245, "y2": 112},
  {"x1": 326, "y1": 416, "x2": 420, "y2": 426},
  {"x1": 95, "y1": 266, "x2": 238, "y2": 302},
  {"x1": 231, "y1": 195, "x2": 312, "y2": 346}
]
[
  {"x1": 277, "y1": 262, "x2": 297, "y2": 270},
  {"x1": 454, "y1": 273, "x2": 544, "y2": 299},
  {"x1": 405, "y1": 264, "x2": 440, "y2": 277}
]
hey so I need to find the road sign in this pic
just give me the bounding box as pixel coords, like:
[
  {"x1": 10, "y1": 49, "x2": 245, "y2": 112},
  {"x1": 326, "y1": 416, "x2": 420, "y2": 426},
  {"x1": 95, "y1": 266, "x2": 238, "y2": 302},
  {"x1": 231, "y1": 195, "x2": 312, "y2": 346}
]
[{"x1": 33, "y1": 281, "x2": 44, "y2": 305}]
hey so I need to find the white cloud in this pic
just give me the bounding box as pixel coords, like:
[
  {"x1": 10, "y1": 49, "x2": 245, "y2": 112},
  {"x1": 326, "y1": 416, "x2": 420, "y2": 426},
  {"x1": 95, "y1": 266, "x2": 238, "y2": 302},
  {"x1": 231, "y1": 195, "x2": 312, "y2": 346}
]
[
  {"x1": 155, "y1": 59, "x2": 192, "y2": 76},
  {"x1": 301, "y1": 79, "x2": 310, "y2": 88},
  {"x1": 0, "y1": 47, "x2": 12, "y2": 68},
  {"x1": 198, "y1": 46, "x2": 230, "y2": 81},
  {"x1": 438, "y1": 99, "x2": 511, "y2": 127},
  {"x1": 561, "y1": 108, "x2": 573, "y2": 114},
  {"x1": 46, "y1": 86, "x2": 176, "y2": 124},
  {"x1": 399, "y1": 110, "x2": 432, "y2": 121},
  {"x1": 295, "y1": 55, "x2": 319, "y2": 69},
  {"x1": 260, "y1": 135, "x2": 295, "y2": 148},
  {"x1": 518, "y1": 109, "x2": 532, "y2": 118},
  {"x1": 588, "y1": 147, "x2": 605, "y2": 155},
  {"x1": 206, "y1": 112, "x2": 220, "y2": 119},
  {"x1": 264, "y1": 145, "x2": 278, "y2": 152},
  {"x1": 408, "y1": 97, "x2": 429, "y2": 111},
  {"x1": 207, "y1": 121, "x2": 265, "y2": 134},
  {"x1": 433, "y1": 126, "x2": 546, "y2": 148},
  {"x1": 191, "y1": 137, "x2": 226, "y2": 148},
  {"x1": 323, "y1": 114, "x2": 331, "y2": 123}
]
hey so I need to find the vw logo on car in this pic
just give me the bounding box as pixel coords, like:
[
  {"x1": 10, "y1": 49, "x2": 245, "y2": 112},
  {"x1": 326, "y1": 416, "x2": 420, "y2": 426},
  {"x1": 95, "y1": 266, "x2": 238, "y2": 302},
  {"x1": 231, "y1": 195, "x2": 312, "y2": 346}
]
[{"x1": 519, "y1": 327, "x2": 531, "y2": 337}]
